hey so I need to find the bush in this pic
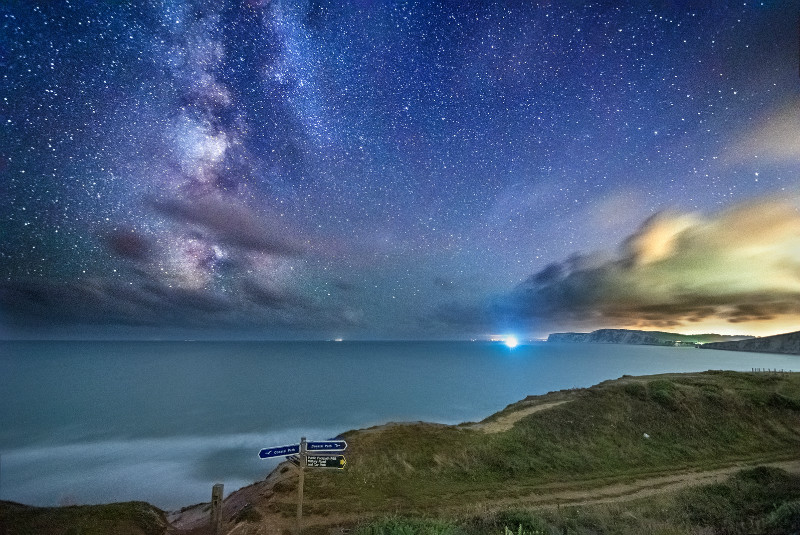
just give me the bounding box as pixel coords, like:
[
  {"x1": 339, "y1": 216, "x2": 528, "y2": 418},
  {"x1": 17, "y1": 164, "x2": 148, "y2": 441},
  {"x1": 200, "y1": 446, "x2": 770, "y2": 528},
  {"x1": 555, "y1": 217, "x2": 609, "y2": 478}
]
[
  {"x1": 678, "y1": 467, "x2": 800, "y2": 531},
  {"x1": 623, "y1": 382, "x2": 647, "y2": 400},
  {"x1": 767, "y1": 393, "x2": 800, "y2": 411},
  {"x1": 464, "y1": 509, "x2": 553, "y2": 535},
  {"x1": 648, "y1": 380, "x2": 680, "y2": 410},
  {"x1": 766, "y1": 500, "x2": 800, "y2": 534},
  {"x1": 495, "y1": 510, "x2": 551, "y2": 534}
]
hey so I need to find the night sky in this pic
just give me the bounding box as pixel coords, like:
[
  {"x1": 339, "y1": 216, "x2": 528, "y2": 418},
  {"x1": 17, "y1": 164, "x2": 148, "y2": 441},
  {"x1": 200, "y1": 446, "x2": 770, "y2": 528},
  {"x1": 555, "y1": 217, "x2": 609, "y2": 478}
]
[{"x1": 2, "y1": 0, "x2": 799, "y2": 340}]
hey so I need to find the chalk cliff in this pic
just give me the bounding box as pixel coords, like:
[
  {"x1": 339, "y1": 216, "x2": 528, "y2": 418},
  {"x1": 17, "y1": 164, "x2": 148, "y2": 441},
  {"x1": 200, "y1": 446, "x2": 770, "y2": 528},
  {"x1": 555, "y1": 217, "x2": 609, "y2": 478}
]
[{"x1": 547, "y1": 329, "x2": 752, "y2": 346}]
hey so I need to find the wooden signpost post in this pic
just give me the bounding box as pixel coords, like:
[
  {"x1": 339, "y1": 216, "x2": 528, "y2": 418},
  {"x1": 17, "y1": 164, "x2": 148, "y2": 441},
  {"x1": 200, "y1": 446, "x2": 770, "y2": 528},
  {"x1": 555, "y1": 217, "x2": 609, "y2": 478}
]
[
  {"x1": 296, "y1": 437, "x2": 306, "y2": 535},
  {"x1": 210, "y1": 483, "x2": 224, "y2": 535},
  {"x1": 259, "y1": 437, "x2": 348, "y2": 534}
]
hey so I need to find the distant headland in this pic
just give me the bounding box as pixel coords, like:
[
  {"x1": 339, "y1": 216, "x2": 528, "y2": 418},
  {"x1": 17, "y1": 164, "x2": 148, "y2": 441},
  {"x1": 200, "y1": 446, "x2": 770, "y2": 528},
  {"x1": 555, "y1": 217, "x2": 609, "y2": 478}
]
[
  {"x1": 546, "y1": 328, "x2": 752, "y2": 346},
  {"x1": 547, "y1": 328, "x2": 800, "y2": 356},
  {"x1": 700, "y1": 330, "x2": 800, "y2": 356}
]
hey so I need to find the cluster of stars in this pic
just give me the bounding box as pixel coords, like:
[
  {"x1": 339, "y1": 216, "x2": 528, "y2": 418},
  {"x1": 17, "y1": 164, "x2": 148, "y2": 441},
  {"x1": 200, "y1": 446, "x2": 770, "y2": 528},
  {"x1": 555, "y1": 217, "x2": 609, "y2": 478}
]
[{"x1": 1, "y1": 0, "x2": 797, "y2": 338}]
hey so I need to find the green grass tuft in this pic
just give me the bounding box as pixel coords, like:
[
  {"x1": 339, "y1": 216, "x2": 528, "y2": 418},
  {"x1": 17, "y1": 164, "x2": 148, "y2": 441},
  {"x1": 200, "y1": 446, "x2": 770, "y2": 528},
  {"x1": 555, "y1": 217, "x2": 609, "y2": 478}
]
[{"x1": 354, "y1": 516, "x2": 462, "y2": 535}]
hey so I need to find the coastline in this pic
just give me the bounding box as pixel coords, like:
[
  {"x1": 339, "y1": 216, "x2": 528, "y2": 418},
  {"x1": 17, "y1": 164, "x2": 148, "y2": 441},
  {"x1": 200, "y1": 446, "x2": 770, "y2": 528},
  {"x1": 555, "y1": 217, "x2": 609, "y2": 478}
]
[{"x1": 8, "y1": 369, "x2": 799, "y2": 534}]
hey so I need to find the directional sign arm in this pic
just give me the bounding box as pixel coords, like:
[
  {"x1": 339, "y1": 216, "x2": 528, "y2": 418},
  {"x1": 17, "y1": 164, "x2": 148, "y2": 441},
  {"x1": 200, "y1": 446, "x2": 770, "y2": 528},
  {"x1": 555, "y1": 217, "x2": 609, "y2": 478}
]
[
  {"x1": 306, "y1": 440, "x2": 348, "y2": 451},
  {"x1": 259, "y1": 444, "x2": 300, "y2": 458}
]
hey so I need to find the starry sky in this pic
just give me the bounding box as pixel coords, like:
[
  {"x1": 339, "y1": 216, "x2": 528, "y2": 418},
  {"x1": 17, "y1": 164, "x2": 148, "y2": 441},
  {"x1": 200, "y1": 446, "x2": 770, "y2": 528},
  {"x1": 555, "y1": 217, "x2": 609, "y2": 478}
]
[{"x1": 1, "y1": 0, "x2": 799, "y2": 340}]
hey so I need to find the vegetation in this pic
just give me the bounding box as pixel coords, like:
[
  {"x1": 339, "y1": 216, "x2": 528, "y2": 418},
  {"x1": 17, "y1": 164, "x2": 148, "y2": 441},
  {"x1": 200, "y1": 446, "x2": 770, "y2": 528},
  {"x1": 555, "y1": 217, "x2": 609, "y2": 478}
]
[
  {"x1": 293, "y1": 371, "x2": 800, "y2": 514},
  {"x1": 3, "y1": 371, "x2": 800, "y2": 534},
  {"x1": 0, "y1": 500, "x2": 170, "y2": 535},
  {"x1": 353, "y1": 466, "x2": 800, "y2": 535}
]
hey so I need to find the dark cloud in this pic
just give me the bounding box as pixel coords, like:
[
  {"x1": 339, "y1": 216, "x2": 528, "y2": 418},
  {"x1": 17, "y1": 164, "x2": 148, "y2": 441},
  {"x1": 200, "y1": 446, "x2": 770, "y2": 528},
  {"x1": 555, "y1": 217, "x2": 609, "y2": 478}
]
[
  {"x1": 331, "y1": 279, "x2": 357, "y2": 292},
  {"x1": 105, "y1": 228, "x2": 153, "y2": 261},
  {"x1": 528, "y1": 263, "x2": 565, "y2": 286},
  {"x1": 152, "y1": 195, "x2": 305, "y2": 256},
  {"x1": 241, "y1": 279, "x2": 313, "y2": 311},
  {"x1": 0, "y1": 272, "x2": 360, "y2": 337},
  {"x1": 427, "y1": 300, "x2": 494, "y2": 334},
  {"x1": 1, "y1": 278, "x2": 159, "y2": 328},
  {"x1": 0, "y1": 277, "x2": 238, "y2": 329}
]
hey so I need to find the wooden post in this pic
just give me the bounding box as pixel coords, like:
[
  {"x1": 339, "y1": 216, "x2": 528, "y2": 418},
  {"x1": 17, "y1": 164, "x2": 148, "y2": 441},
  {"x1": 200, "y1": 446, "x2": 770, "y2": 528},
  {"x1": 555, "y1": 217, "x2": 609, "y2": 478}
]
[
  {"x1": 296, "y1": 437, "x2": 306, "y2": 535},
  {"x1": 211, "y1": 483, "x2": 224, "y2": 535}
]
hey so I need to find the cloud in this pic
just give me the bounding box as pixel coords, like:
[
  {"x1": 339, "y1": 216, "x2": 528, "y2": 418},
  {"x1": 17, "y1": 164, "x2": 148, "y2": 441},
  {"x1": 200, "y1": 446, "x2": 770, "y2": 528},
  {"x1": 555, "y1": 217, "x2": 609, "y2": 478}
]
[
  {"x1": 105, "y1": 228, "x2": 153, "y2": 261},
  {"x1": 0, "y1": 266, "x2": 362, "y2": 336},
  {"x1": 726, "y1": 100, "x2": 800, "y2": 163},
  {"x1": 152, "y1": 194, "x2": 305, "y2": 256},
  {"x1": 492, "y1": 198, "x2": 800, "y2": 331},
  {"x1": 241, "y1": 279, "x2": 314, "y2": 311},
  {"x1": 0, "y1": 277, "x2": 235, "y2": 329}
]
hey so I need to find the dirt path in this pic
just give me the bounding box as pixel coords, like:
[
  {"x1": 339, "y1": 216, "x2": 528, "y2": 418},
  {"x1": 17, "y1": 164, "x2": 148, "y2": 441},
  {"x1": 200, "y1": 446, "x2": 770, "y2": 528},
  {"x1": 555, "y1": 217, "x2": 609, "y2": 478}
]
[
  {"x1": 481, "y1": 459, "x2": 800, "y2": 511},
  {"x1": 205, "y1": 458, "x2": 800, "y2": 535},
  {"x1": 469, "y1": 400, "x2": 572, "y2": 433}
]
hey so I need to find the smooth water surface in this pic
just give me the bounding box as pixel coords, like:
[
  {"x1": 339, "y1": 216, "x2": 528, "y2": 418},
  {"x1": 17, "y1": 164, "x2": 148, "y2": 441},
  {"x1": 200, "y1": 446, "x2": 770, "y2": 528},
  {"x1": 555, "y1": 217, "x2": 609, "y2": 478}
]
[{"x1": 1, "y1": 340, "x2": 798, "y2": 509}]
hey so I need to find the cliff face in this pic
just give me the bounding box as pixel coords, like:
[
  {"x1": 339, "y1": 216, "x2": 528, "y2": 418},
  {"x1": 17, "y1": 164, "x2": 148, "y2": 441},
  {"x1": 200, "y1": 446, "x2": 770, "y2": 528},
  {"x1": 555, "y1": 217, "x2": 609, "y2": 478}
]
[
  {"x1": 700, "y1": 330, "x2": 800, "y2": 356},
  {"x1": 547, "y1": 332, "x2": 591, "y2": 343},
  {"x1": 548, "y1": 329, "x2": 674, "y2": 345},
  {"x1": 547, "y1": 329, "x2": 753, "y2": 346}
]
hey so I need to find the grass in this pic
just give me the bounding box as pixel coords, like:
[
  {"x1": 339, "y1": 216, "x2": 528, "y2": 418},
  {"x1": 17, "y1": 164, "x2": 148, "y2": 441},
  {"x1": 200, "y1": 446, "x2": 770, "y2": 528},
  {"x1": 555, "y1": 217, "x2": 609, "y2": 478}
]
[
  {"x1": 0, "y1": 500, "x2": 170, "y2": 535},
  {"x1": 289, "y1": 371, "x2": 800, "y2": 514},
  {"x1": 353, "y1": 466, "x2": 800, "y2": 535}
]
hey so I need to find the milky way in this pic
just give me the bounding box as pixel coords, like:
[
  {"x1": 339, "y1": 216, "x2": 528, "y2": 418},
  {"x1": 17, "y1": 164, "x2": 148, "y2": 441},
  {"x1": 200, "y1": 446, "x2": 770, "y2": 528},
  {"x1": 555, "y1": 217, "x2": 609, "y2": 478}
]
[{"x1": 2, "y1": 1, "x2": 799, "y2": 339}]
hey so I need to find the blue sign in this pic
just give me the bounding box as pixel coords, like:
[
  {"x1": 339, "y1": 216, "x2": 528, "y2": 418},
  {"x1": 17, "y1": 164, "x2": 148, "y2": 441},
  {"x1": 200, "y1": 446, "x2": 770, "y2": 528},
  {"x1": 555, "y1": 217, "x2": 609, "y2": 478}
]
[
  {"x1": 307, "y1": 440, "x2": 347, "y2": 451},
  {"x1": 259, "y1": 444, "x2": 300, "y2": 458}
]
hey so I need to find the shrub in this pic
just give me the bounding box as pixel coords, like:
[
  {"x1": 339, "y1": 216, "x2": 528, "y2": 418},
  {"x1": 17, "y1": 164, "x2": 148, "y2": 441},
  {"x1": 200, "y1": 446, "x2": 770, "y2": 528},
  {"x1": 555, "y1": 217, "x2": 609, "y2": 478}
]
[
  {"x1": 648, "y1": 380, "x2": 679, "y2": 409},
  {"x1": 623, "y1": 382, "x2": 647, "y2": 400},
  {"x1": 766, "y1": 500, "x2": 800, "y2": 534}
]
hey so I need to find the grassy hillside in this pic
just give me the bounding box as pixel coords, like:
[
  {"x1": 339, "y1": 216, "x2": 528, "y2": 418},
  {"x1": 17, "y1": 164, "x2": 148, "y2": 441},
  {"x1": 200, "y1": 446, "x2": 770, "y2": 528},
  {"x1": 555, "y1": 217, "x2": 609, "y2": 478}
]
[
  {"x1": 0, "y1": 500, "x2": 171, "y2": 535},
  {"x1": 270, "y1": 371, "x2": 800, "y2": 515},
  {"x1": 3, "y1": 371, "x2": 800, "y2": 534}
]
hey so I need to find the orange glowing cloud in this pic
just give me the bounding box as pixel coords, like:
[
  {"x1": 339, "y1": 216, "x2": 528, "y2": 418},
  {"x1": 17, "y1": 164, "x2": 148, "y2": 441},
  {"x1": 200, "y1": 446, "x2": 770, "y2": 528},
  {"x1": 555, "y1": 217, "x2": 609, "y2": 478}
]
[{"x1": 498, "y1": 196, "x2": 800, "y2": 336}]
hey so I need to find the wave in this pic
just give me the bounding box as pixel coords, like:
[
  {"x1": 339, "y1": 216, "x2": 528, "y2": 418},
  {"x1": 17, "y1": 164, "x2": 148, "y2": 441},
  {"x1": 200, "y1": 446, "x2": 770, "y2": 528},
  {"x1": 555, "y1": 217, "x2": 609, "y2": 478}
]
[{"x1": 1, "y1": 426, "x2": 343, "y2": 510}]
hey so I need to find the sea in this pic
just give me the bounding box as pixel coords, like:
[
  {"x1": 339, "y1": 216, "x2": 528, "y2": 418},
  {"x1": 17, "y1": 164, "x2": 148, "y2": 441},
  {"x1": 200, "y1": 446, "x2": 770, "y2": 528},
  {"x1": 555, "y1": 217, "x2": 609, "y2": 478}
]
[{"x1": 1, "y1": 340, "x2": 798, "y2": 510}]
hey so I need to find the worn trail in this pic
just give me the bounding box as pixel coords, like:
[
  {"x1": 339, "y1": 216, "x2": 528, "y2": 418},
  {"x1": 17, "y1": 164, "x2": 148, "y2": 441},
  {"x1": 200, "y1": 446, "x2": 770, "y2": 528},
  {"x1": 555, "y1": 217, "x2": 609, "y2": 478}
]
[{"x1": 188, "y1": 455, "x2": 800, "y2": 535}]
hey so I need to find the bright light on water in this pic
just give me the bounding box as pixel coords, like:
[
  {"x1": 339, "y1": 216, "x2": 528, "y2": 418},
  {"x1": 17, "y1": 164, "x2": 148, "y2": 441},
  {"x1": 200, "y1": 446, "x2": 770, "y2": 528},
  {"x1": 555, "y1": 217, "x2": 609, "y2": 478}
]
[{"x1": 504, "y1": 336, "x2": 518, "y2": 348}]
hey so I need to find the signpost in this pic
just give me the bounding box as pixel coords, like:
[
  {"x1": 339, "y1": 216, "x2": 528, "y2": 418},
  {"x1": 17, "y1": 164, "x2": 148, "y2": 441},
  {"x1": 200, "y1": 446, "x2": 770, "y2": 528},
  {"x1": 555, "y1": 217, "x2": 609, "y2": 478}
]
[
  {"x1": 306, "y1": 454, "x2": 347, "y2": 469},
  {"x1": 259, "y1": 437, "x2": 348, "y2": 534}
]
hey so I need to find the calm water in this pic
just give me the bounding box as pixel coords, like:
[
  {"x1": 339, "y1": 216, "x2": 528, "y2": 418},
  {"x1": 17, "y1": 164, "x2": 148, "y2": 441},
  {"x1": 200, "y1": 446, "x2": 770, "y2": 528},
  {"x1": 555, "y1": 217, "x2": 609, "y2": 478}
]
[{"x1": 1, "y1": 340, "x2": 798, "y2": 509}]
